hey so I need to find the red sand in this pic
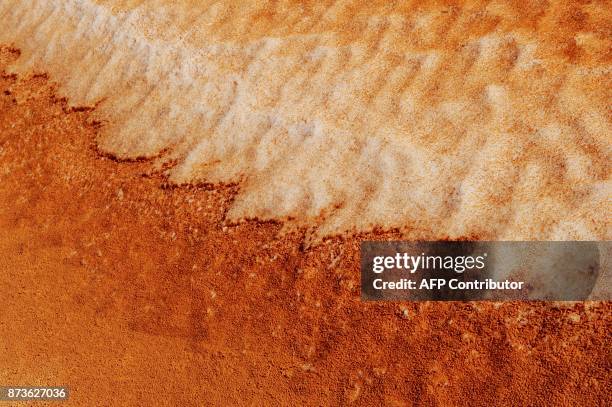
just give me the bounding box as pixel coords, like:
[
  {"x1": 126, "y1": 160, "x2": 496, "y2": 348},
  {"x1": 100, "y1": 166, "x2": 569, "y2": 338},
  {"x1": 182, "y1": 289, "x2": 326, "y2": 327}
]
[{"x1": 0, "y1": 46, "x2": 610, "y2": 406}]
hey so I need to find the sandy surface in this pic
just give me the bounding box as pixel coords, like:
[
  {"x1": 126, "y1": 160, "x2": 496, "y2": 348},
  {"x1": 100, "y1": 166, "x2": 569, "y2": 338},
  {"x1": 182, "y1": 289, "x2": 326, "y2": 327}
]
[
  {"x1": 1, "y1": 46, "x2": 610, "y2": 406},
  {"x1": 2, "y1": 0, "x2": 610, "y2": 238}
]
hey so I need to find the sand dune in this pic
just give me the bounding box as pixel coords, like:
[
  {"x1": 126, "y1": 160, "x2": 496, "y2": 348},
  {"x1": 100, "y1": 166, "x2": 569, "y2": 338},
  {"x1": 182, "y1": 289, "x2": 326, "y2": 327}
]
[
  {"x1": 0, "y1": 54, "x2": 610, "y2": 404},
  {"x1": 1, "y1": 2, "x2": 611, "y2": 405},
  {"x1": 1, "y1": 1, "x2": 610, "y2": 239}
]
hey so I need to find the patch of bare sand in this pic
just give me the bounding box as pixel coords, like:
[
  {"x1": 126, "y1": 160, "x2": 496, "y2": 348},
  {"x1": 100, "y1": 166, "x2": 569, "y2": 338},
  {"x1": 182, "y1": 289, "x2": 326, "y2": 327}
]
[
  {"x1": 1, "y1": 46, "x2": 610, "y2": 406},
  {"x1": 1, "y1": 1, "x2": 610, "y2": 239}
]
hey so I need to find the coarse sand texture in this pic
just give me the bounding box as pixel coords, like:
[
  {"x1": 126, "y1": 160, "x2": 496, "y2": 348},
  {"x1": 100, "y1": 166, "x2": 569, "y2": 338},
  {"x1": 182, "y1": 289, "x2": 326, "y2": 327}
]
[{"x1": 1, "y1": 0, "x2": 610, "y2": 239}]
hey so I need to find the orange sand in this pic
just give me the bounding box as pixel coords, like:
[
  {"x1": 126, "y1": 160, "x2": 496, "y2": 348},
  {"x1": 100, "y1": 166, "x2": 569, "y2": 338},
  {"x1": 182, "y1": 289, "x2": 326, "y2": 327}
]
[
  {"x1": 3, "y1": 1, "x2": 610, "y2": 239},
  {"x1": 0, "y1": 46, "x2": 610, "y2": 406}
]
